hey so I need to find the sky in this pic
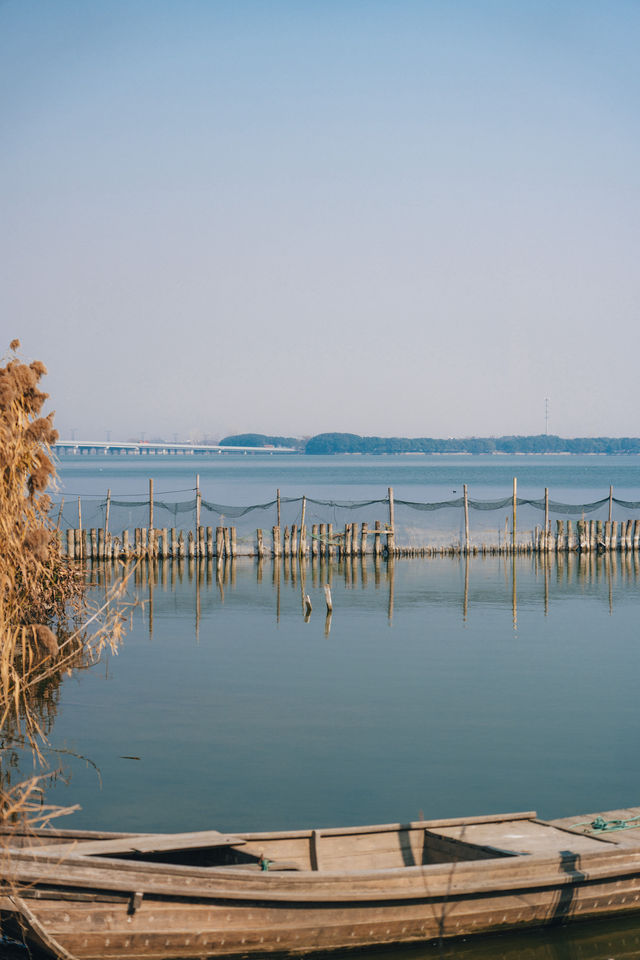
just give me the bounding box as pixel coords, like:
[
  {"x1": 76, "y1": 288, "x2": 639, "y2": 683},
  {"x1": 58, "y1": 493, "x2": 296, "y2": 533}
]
[{"x1": 2, "y1": 0, "x2": 639, "y2": 442}]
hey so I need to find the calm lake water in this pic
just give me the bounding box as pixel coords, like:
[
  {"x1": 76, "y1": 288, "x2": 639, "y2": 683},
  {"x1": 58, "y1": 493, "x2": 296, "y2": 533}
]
[{"x1": 22, "y1": 455, "x2": 640, "y2": 958}]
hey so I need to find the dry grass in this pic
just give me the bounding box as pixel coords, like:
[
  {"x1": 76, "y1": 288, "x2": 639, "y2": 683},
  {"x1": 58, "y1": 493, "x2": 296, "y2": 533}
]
[{"x1": 0, "y1": 340, "x2": 128, "y2": 831}]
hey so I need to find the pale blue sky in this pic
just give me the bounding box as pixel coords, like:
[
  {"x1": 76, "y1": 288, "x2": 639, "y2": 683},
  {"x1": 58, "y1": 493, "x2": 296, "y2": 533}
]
[{"x1": 2, "y1": 1, "x2": 639, "y2": 440}]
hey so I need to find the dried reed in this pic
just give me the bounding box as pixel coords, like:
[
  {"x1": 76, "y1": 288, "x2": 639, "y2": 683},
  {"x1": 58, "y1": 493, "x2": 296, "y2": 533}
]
[{"x1": 0, "y1": 340, "x2": 128, "y2": 833}]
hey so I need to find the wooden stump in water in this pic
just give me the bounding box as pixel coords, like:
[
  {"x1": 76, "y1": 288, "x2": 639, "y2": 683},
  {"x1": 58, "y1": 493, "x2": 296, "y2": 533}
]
[{"x1": 272, "y1": 526, "x2": 281, "y2": 558}]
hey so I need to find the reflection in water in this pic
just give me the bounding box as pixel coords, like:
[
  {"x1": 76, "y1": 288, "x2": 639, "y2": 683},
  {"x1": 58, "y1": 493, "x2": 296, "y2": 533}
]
[
  {"x1": 89, "y1": 550, "x2": 640, "y2": 641},
  {"x1": 354, "y1": 913, "x2": 640, "y2": 960}
]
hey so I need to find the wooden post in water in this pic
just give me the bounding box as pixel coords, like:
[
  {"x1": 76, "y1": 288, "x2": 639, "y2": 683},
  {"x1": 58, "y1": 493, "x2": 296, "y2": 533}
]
[
  {"x1": 290, "y1": 524, "x2": 298, "y2": 557},
  {"x1": 361, "y1": 522, "x2": 368, "y2": 556},
  {"x1": 149, "y1": 479, "x2": 154, "y2": 533},
  {"x1": 206, "y1": 526, "x2": 213, "y2": 559},
  {"x1": 387, "y1": 487, "x2": 395, "y2": 557},
  {"x1": 276, "y1": 488, "x2": 281, "y2": 528},
  {"x1": 230, "y1": 526, "x2": 237, "y2": 557},
  {"x1": 512, "y1": 478, "x2": 517, "y2": 554},
  {"x1": 351, "y1": 522, "x2": 358, "y2": 557},
  {"x1": 256, "y1": 529, "x2": 264, "y2": 559},
  {"x1": 544, "y1": 488, "x2": 549, "y2": 552},
  {"x1": 327, "y1": 523, "x2": 334, "y2": 559},
  {"x1": 463, "y1": 484, "x2": 470, "y2": 555},
  {"x1": 195, "y1": 475, "x2": 201, "y2": 557},
  {"x1": 105, "y1": 489, "x2": 111, "y2": 536},
  {"x1": 77, "y1": 497, "x2": 83, "y2": 559},
  {"x1": 374, "y1": 520, "x2": 382, "y2": 557},
  {"x1": 223, "y1": 527, "x2": 231, "y2": 558},
  {"x1": 311, "y1": 524, "x2": 318, "y2": 558},
  {"x1": 272, "y1": 525, "x2": 281, "y2": 558},
  {"x1": 300, "y1": 497, "x2": 307, "y2": 558},
  {"x1": 216, "y1": 527, "x2": 224, "y2": 558},
  {"x1": 323, "y1": 584, "x2": 333, "y2": 612},
  {"x1": 609, "y1": 486, "x2": 613, "y2": 524}
]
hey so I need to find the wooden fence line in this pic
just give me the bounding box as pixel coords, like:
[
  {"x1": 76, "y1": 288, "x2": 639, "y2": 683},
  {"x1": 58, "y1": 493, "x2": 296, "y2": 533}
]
[
  {"x1": 58, "y1": 479, "x2": 640, "y2": 562},
  {"x1": 61, "y1": 516, "x2": 640, "y2": 561}
]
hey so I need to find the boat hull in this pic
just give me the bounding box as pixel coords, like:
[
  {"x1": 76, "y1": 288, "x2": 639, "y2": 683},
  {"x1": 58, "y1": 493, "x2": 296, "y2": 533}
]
[{"x1": 5, "y1": 809, "x2": 640, "y2": 959}]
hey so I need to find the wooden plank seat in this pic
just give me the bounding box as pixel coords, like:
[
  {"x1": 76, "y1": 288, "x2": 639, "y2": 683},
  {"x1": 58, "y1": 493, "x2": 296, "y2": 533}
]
[{"x1": 22, "y1": 830, "x2": 246, "y2": 858}]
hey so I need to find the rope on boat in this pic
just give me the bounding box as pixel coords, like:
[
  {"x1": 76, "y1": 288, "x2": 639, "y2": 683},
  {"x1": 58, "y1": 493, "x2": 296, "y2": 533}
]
[{"x1": 571, "y1": 814, "x2": 640, "y2": 834}]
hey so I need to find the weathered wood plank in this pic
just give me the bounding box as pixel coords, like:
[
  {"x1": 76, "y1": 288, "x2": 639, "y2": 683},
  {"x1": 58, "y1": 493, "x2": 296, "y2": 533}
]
[{"x1": 28, "y1": 830, "x2": 246, "y2": 858}]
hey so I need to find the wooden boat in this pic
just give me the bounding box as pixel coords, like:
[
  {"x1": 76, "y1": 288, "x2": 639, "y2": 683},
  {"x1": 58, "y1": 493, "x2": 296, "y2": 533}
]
[{"x1": 3, "y1": 805, "x2": 640, "y2": 959}]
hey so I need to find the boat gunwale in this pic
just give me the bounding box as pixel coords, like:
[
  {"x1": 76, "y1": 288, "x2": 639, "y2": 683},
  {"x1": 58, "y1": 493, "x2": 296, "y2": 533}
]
[{"x1": 6, "y1": 843, "x2": 640, "y2": 904}]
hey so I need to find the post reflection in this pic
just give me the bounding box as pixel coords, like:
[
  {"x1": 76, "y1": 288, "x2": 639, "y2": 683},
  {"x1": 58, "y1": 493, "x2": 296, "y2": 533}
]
[{"x1": 111, "y1": 550, "x2": 640, "y2": 639}]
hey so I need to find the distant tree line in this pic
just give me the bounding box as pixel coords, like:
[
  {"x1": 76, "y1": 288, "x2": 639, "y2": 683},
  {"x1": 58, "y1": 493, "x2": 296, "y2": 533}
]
[{"x1": 221, "y1": 433, "x2": 640, "y2": 455}]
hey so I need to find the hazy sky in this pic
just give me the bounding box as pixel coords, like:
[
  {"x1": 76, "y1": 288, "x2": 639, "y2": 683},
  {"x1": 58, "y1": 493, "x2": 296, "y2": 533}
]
[{"x1": 2, "y1": 1, "x2": 639, "y2": 441}]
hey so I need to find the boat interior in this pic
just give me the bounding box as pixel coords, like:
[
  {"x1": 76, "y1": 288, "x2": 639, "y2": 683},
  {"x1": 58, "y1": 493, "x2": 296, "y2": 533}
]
[{"x1": 1, "y1": 810, "x2": 620, "y2": 874}]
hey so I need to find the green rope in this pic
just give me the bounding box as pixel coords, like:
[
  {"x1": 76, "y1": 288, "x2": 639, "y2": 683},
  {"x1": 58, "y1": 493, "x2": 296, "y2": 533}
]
[{"x1": 571, "y1": 814, "x2": 640, "y2": 833}]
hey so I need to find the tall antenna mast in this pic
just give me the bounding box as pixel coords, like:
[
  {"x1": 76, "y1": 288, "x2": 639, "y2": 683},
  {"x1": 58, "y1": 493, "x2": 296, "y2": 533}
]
[{"x1": 544, "y1": 397, "x2": 550, "y2": 435}]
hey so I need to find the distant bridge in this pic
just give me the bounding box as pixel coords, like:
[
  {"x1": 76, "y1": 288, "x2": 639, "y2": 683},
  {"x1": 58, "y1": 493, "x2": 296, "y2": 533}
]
[{"x1": 54, "y1": 441, "x2": 298, "y2": 456}]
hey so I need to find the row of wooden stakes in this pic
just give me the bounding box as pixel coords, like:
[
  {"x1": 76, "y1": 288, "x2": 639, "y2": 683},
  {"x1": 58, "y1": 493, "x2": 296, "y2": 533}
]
[
  {"x1": 62, "y1": 517, "x2": 640, "y2": 561},
  {"x1": 62, "y1": 522, "x2": 394, "y2": 561}
]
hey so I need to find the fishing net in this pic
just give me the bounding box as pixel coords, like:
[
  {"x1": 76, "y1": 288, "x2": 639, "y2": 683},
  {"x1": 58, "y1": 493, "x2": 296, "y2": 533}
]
[{"x1": 48, "y1": 491, "x2": 640, "y2": 552}]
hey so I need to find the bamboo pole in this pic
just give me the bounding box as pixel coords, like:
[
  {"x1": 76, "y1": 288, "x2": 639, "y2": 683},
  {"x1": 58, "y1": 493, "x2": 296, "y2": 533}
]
[
  {"x1": 277, "y1": 488, "x2": 281, "y2": 528},
  {"x1": 609, "y1": 486, "x2": 613, "y2": 524},
  {"x1": 544, "y1": 488, "x2": 549, "y2": 552},
  {"x1": 56, "y1": 497, "x2": 64, "y2": 531},
  {"x1": 149, "y1": 478, "x2": 154, "y2": 532},
  {"x1": 463, "y1": 484, "x2": 470, "y2": 554},
  {"x1": 78, "y1": 497, "x2": 83, "y2": 560},
  {"x1": 195, "y1": 474, "x2": 201, "y2": 556},
  {"x1": 387, "y1": 487, "x2": 395, "y2": 556},
  {"x1": 299, "y1": 496, "x2": 307, "y2": 558},
  {"x1": 105, "y1": 488, "x2": 111, "y2": 536},
  {"x1": 512, "y1": 478, "x2": 517, "y2": 553}
]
